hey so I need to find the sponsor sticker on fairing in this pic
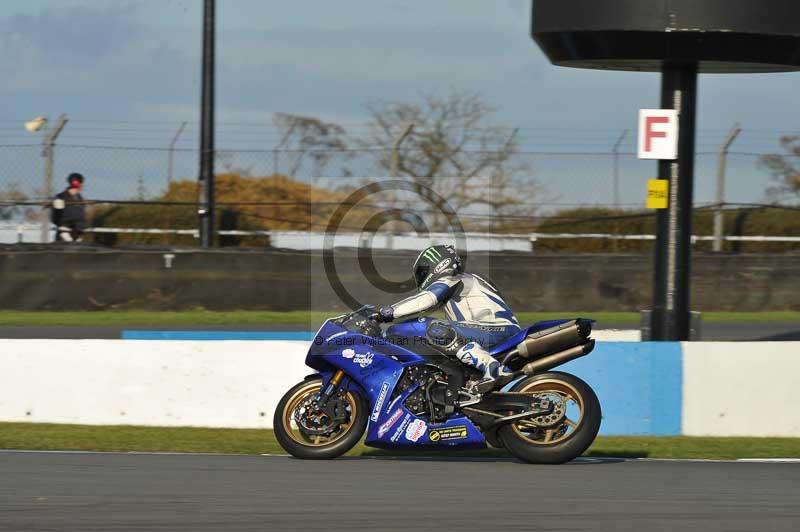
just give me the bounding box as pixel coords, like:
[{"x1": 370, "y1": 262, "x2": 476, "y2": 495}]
[
  {"x1": 405, "y1": 419, "x2": 427, "y2": 442},
  {"x1": 428, "y1": 425, "x2": 468, "y2": 442},
  {"x1": 342, "y1": 348, "x2": 355, "y2": 359},
  {"x1": 377, "y1": 408, "x2": 404, "y2": 438},
  {"x1": 391, "y1": 415, "x2": 412, "y2": 442},
  {"x1": 370, "y1": 382, "x2": 390, "y2": 422},
  {"x1": 353, "y1": 352, "x2": 373, "y2": 368}
]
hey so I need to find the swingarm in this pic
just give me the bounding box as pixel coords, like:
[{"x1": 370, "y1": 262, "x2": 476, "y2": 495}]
[{"x1": 463, "y1": 391, "x2": 557, "y2": 431}]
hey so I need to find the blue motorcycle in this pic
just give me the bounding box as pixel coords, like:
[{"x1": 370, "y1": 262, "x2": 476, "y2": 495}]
[{"x1": 274, "y1": 307, "x2": 601, "y2": 464}]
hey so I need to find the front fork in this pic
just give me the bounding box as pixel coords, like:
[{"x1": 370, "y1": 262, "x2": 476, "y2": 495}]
[{"x1": 319, "y1": 369, "x2": 349, "y2": 406}]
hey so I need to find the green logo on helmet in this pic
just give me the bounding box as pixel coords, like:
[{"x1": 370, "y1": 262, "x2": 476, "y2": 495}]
[{"x1": 422, "y1": 247, "x2": 441, "y2": 262}]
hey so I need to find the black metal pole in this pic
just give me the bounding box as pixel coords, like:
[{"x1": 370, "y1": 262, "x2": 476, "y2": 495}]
[
  {"x1": 198, "y1": 0, "x2": 216, "y2": 247},
  {"x1": 651, "y1": 63, "x2": 698, "y2": 340}
]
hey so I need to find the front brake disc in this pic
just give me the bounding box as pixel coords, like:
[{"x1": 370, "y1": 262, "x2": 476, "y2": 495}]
[{"x1": 294, "y1": 397, "x2": 349, "y2": 436}]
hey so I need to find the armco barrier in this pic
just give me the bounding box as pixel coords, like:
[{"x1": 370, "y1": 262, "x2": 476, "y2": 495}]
[{"x1": 1, "y1": 340, "x2": 798, "y2": 435}]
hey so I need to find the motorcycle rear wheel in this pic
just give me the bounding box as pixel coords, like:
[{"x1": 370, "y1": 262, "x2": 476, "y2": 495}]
[
  {"x1": 274, "y1": 377, "x2": 368, "y2": 460},
  {"x1": 498, "y1": 371, "x2": 601, "y2": 464}
]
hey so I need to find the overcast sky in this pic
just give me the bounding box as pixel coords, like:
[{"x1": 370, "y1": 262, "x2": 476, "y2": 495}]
[{"x1": 1, "y1": 0, "x2": 798, "y2": 203}]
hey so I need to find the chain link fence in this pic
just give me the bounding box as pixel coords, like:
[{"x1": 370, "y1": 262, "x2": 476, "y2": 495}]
[
  {"x1": 1, "y1": 143, "x2": 797, "y2": 251},
  {"x1": 1, "y1": 143, "x2": 785, "y2": 203}
]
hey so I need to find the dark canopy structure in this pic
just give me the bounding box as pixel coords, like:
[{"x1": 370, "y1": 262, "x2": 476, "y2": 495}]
[
  {"x1": 532, "y1": 0, "x2": 800, "y2": 73},
  {"x1": 530, "y1": 0, "x2": 800, "y2": 340}
]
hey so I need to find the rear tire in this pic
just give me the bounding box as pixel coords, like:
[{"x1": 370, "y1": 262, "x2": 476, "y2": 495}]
[
  {"x1": 498, "y1": 371, "x2": 601, "y2": 464},
  {"x1": 273, "y1": 378, "x2": 368, "y2": 460}
]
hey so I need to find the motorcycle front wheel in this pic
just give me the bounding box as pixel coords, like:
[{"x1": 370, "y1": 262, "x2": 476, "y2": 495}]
[
  {"x1": 498, "y1": 371, "x2": 601, "y2": 464},
  {"x1": 273, "y1": 377, "x2": 368, "y2": 460}
]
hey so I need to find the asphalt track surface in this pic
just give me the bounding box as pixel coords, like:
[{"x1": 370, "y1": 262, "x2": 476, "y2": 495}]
[
  {"x1": 1, "y1": 321, "x2": 799, "y2": 340},
  {"x1": 2, "y1": 452, "x2": 799, "y2": 532}
]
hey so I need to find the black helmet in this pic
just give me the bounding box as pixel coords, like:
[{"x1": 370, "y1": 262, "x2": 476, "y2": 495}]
[
  {"x1": 412, "y1": 245, "x2": 463, "y2": 290},
  {"x1": 67, "y1": 173, "x2": 84, "y2": 184}
]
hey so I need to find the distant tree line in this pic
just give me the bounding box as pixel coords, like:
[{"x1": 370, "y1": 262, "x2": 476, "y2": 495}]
[
  {"x1": 534, "y1": 206, "x2": 800, "y2": 253},
  {"x1": 86, "y1": 174, "x2": 800, "y2": 252}
]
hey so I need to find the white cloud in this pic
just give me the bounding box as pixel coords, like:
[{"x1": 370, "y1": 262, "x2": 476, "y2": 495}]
[
  {"x1": 1, "y1": 4, "x2": 799, "y2": 151},
  {"x1": 1, "y1": 3, "x2": 141, "y2": 65}
]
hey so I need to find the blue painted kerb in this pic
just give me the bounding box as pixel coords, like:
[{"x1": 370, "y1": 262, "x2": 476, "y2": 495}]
[
  {"x1": 560, "y1": 342, "x2": 683, "y2": 436},
  {"x1": 121, "y1": 330, "x2": 317, "y2": 341}
]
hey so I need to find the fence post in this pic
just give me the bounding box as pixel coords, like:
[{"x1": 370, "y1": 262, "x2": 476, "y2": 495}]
[
  {"x1": 167, "y1": 121, "x2": 187, "y2": 187},
  {"x1": 40, "y1": 114, "x2": 69, "y2": 243},
  {"x1": 713, "y1": 124, "x2": 742, "y2": 252},
  {"x1": 612, "y1": 129, "x2": 628, "y2": 208}
]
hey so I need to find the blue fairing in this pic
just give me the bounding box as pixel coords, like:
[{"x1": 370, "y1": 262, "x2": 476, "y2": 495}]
[
  {"x1": 303, "y1": 316, "x2": 589, "y2": 451},
  {"x1": 383, "y1": 317, "x2": 430, "y2": 340},
  {"x1": 307, "y1": 318, "x2": 485, "y2": 450}
]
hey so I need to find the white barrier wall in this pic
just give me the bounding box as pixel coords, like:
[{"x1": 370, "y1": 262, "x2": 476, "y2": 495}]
[
  {"x1": 682, "y1": 342, "x2": 800, "y2": 437},
  {"x1": 0, "y1": 340, "x2": 308, "y2": 428},
  {"x1": 2, "y1": 339, "x2": 800, "y2": 435},
  {"x1": 593, "y1": 330, "x2": 641, "y2": 342}
]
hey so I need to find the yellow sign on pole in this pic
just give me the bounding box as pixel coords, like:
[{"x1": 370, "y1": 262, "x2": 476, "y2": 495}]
[{"x1": 647, "y1": 179, "x2": 669, "y2": 209}]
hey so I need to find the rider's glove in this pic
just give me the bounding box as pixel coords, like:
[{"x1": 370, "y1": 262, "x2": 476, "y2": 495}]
[{"x1": 377, "y1": 305, "x2": 394, "y2": 323}]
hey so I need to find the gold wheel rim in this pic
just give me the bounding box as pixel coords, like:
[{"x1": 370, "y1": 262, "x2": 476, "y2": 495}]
[
  {"x1": 510, "y1": 379, "x2": 584, "y2": 446},
  {"x1": 282, "y1": 381, "x2": 359, "y2": 447}
]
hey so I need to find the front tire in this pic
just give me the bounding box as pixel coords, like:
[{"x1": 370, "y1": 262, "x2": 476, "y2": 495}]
[
  {"x1": 273, "y1": 377, "x2": 368, "y2": 460},
  {"x1": 498, "y1": 371, "x2": 601, "y2": 464}
]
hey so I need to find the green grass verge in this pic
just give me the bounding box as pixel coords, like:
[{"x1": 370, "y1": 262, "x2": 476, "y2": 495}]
[
  {"x1": 3, "y1": 422, "x2": 800, "y2": 460},
  {"x1": 0, "y1": 310, "x2": 331, "y2": 327},
  {"x1": 698, "y1": 311, "x2": 800, "y2": 323},
  {"x1": 0, "y1": 310, "x2": 796, "y2": 327}
]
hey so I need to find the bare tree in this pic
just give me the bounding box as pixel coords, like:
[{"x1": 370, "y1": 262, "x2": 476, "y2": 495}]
[
  {"x1": 216, "y1": 151, "x2": 255, "y2": 177},
  {"x1": 272, "y1": 113, "x2": 350, "y2": 179},
  {"x1": 362, "y1": 90, "x2": 538, "y2": 230},
  {"x1": 0, "y1": 181, "x2": 37, "y2": 221},
  {"x1": 759, "y1": 135, "x2": 800, "y2": 202}
]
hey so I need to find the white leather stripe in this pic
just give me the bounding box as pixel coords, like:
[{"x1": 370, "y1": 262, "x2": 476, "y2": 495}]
[{"x1": 391, "y1": 291, "x2": 439, "y2": 319}]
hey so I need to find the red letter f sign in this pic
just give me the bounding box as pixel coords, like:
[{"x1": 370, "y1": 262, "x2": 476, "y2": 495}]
[{"x1": 638, "y1": 110, "x2": 678, "y2": 160}]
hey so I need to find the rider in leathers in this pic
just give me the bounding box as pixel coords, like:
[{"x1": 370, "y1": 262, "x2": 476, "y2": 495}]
[{"x1": 375, "y1": 245, "x2": 519, "y2": 391}]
